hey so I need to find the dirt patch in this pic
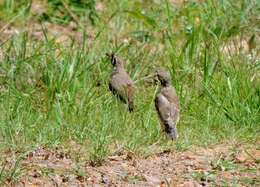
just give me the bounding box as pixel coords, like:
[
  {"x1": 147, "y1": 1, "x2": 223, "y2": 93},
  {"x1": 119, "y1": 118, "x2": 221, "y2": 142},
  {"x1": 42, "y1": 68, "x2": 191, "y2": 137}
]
[{"x1": 1, "y1": 143, "x2": 259, "y2": 186}]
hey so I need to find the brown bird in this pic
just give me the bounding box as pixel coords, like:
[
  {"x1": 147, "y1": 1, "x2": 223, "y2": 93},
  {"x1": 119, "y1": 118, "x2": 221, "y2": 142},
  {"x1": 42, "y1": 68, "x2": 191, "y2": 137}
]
[
  {"x1": 106, "y1": 53, "x2": 135, "y2": 112},
  {"x1": 155, "y1": 68, "x2": 180, "y2": 140}
]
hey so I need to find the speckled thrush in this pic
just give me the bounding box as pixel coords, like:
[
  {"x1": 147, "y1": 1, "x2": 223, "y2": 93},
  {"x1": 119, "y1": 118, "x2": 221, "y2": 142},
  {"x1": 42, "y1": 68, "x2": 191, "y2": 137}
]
[
  {"x1": 107, "y1": 53, "x2": 135, "y2": 112},
  {"x1": 155, "y1": 68, "x2": 180, "y2": 140}
]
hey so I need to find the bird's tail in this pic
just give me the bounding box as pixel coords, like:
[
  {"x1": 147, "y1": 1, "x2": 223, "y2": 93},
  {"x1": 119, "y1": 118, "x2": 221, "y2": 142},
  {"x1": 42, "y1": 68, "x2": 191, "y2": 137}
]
[
  {"x1": 126, "y1": 84, "x2": 134, "y2": 112},
  {"x1": 128, "y1": 100, "x2": 134, "y2": 112},
  {"x1": 165, "y1": 123, "x2": 178, "y2": 140}
]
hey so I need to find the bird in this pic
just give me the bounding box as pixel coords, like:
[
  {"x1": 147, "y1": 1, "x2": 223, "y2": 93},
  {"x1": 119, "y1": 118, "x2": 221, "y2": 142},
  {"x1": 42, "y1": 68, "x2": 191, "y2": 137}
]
[
  {"x1": 106, "y1": 53, "x2": 135, "y2": 112},
  {"x1": 154, "y1": 68, "x2": 180, "y2": 140}
]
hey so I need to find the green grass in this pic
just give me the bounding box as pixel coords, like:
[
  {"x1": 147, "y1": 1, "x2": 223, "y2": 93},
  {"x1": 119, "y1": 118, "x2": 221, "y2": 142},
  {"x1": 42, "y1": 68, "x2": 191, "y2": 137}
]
[{"x1": 0, "y1": 0, "x2": 259, "y2": 170}]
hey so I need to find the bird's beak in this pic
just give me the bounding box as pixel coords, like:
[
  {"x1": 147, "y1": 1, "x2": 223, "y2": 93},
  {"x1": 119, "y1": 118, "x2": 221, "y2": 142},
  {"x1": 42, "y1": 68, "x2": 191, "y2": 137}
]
[
  {"x1": 134, "y1": 74, "x2": 156, "y2": 84},
  {"x1": 105, "y1": 53, "x2": 114, "y2": 65},
  {"x1": 154, "y1": 72, "x2": 160, "y2": 84},
  {"x1": 106, "y1": 53, "x2": 117, "y2": 66},
  {"x1": 105, "y1": 53, "x2": 111, "y2": 60}
]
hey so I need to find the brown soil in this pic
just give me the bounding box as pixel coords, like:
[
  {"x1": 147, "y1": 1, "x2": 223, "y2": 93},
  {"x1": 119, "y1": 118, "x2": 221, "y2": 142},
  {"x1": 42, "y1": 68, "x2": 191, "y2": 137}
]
[{"x1": 1, "y1": 143, "x2": 259, "y2": 187}]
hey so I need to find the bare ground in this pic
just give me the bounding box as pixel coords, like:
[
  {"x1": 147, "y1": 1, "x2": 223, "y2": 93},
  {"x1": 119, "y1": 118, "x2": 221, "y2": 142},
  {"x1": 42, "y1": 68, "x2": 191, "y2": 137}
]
[
  {"x1": 1, "y1": 142, "x2": 259, "y2": 187},
  {"x1": 0, "y1": 2, "x2": 259, "y2": 186}
]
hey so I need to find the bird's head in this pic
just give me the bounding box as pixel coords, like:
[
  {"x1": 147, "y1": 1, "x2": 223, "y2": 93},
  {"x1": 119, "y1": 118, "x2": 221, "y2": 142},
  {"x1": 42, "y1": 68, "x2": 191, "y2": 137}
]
[
  {"x1": 155, "y1": 68, "x2": 172, "y2": 86},
  {"x1": 106, "y1": 53, "x2": 123, "y2": 67}
]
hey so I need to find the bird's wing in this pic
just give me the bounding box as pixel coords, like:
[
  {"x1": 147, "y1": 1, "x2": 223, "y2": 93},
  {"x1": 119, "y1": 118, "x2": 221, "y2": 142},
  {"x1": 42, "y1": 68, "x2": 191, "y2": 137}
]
[
  {"x1": 162, "y1": 87, "x2": 180, "y2": 123},
  {"x1": 155, "y1": 93, "x2": 179, "y2": 126},
  {"x1": 109, "y1": 72, "x2": 134, "y2": 102},
  {"x1": 155, "y1": 94, "x2": 172, "y2": 124}
]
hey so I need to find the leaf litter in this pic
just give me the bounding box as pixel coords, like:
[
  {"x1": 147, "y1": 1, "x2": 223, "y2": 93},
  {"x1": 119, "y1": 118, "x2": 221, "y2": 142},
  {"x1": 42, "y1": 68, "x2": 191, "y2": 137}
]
[{"x1": 1, "y1": 143, "x2": 259, "y2": 186}]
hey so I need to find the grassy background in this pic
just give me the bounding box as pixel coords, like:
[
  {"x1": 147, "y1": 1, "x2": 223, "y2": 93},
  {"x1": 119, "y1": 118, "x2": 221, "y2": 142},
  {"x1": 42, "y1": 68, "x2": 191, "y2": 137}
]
[{"x1": 0, "y1": 0, "x2": 259, "y2": 168}]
